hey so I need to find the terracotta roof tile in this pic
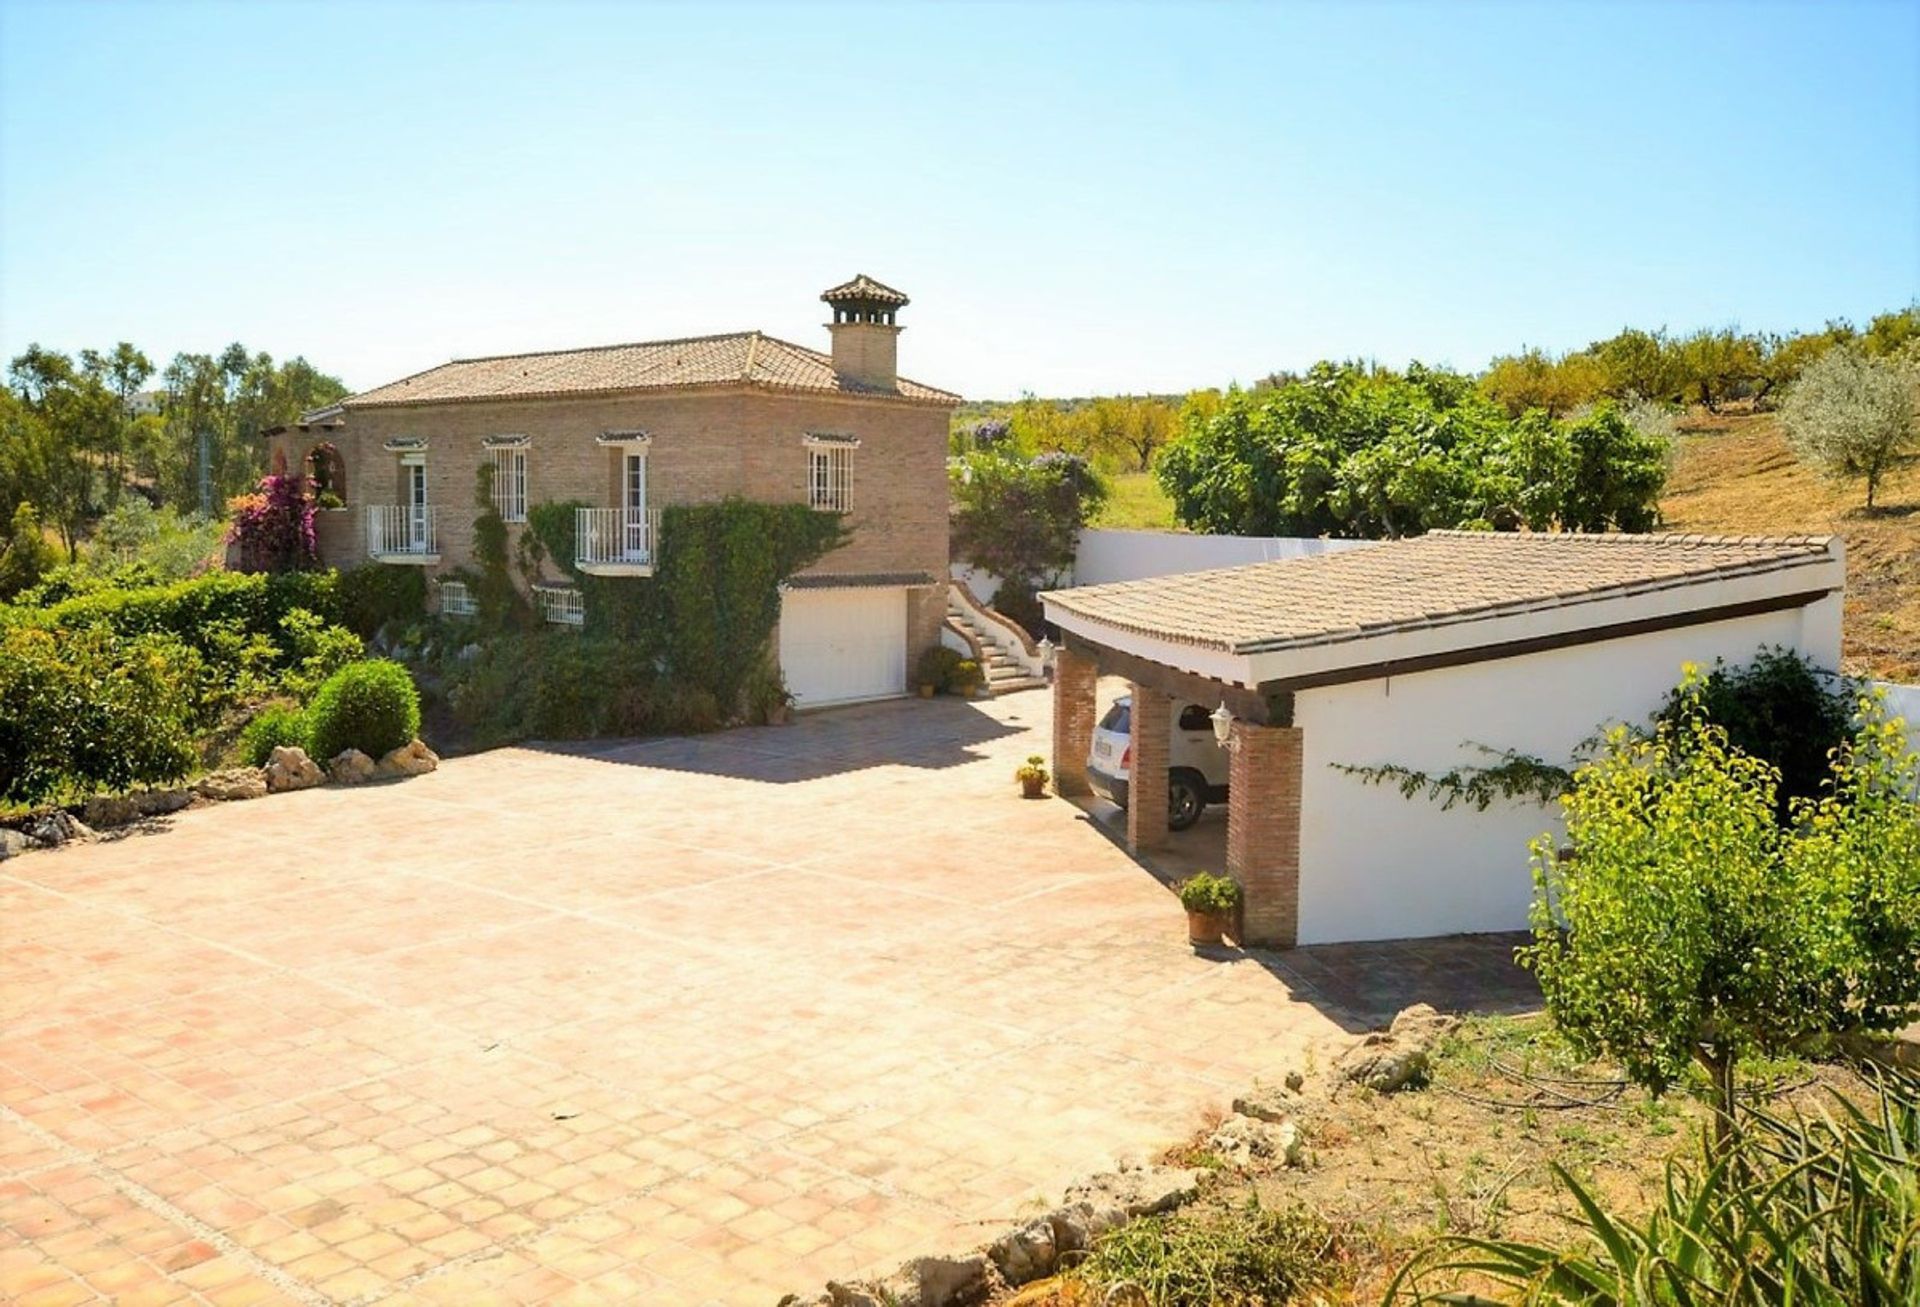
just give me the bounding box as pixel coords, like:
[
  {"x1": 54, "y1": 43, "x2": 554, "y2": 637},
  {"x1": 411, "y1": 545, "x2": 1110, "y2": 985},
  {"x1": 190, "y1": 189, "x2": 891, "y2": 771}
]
[
  {"x1": 820, "y1": 274, "x2": 909, "y2": 306},
  {"x1": 1043, "y1": 531, "x2": 1839, "y2": 654},
  {"x1": 343, "y1": 331, "x2": 956, "y2": 409}
]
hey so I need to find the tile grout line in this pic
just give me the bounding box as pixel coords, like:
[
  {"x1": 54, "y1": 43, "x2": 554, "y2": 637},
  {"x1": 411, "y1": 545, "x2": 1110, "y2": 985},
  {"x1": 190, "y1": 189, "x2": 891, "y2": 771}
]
[{"x1": 0, "y1": 1098, "x2": 333, "y2": 1307}]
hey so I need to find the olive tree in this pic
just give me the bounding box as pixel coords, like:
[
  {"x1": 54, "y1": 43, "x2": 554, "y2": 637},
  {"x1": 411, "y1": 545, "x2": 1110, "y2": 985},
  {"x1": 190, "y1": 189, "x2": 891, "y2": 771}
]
[
  {"x1": 1523, "y1": 673, "x2": 1920, "y2": 1148},
  {"x1": 1779, "y1": 344, "x2": 1917, "y2": 509}
]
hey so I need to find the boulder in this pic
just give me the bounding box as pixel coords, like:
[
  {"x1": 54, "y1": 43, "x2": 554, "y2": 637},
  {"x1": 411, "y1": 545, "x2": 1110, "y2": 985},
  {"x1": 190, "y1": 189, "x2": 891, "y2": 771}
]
[
  {"x1": 23, "y1": 810, "x2": 93, "y2": 847},
  {"x1": 1206, "y1": 1113, "x2": 1304, "y2": 1170},
  {"x1": 376, "y1": 739, "x2": 439, "y2": 779},
  {"x1": 898, "y1": 1253, "x2": 989, "y2": 1306},
  {"x1": 988, "y1": 1218, "x2": 1057, "y2": 1285},
  {"x1": 1052, "y1": 1162, "x2": 1202, "y2": 1254},
  {"x1": 81, "y1": 794, "x2": 141, "y2": 828},
  {"x1": 328, "y1": 749, "x2": 378, "y2": 785},
  {"x1": 1338, "y1": 1002, "x2": 1458, "y2": 1093},
  {"x1": 0, "y1": 828, "x2": 31, "y2": 860},
  {"x1": 194, "y1": 768, "x2": 268, "y2": 802},
  {"x1": 263, "y1": 746, "x2": 324, "y2": 793},
  {"x1": 1233, "y1": 1081, "x2": 1301, "y2": 1124},
  {"x1": 132, "y1": 789, "x2": 191, "y2": 817}
]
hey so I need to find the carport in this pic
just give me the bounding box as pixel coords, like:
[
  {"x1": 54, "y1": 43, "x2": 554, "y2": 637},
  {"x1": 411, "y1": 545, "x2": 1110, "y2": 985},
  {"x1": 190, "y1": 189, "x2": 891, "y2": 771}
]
[{"x1": 1042, "y1": 531, "x2": 1846, "y2": 948}]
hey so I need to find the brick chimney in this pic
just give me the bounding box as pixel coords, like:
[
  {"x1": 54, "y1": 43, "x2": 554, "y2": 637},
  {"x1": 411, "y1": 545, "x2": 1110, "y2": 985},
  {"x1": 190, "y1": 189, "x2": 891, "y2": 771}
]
[{"x1": 821, "y1": 274, "x2": 909, "y2": 391}]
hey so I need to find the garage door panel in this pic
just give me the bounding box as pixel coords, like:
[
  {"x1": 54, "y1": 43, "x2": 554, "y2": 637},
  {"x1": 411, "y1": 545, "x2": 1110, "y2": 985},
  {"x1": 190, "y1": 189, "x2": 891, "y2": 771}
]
[{"x1": 779, "y1": 588, "x2": 908, "y2": 708}]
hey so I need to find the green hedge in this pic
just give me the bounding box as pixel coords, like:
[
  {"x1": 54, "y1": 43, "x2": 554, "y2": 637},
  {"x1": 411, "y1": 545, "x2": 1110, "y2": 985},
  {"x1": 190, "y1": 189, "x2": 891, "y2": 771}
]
[
  {"x1": 335, "y1": 565, "x2": 426, "y2": 640},
  {"x1": 239, "y1": 702, "x2": 310, "y2": 767},
  {"x1": 305, "y1": 659, "x2": 421, "y2": 761},
  {"x1": 0, "y1": 627, "x2": 199, "y2": 805},
  {"x1": 3, "y1": 570, "x2": 342, "y2": 652}
]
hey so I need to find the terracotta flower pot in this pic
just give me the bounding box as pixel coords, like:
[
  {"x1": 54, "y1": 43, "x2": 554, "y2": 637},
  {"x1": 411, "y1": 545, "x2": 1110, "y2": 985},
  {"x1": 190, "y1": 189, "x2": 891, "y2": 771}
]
[
  {"x1": 1019, "y1": 774, "x2": 1047, "y2": 799},
  {"x1": 918, "y1": 684, "x2": 936, "y2": 699},
  {"x1": 1187, "y1": 910, "x2": 1227, "y2": 947}
]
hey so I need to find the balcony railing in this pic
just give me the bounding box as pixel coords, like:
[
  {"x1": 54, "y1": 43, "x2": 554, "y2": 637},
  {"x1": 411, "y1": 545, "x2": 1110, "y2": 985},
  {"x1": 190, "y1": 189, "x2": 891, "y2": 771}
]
[
  {"x1": 576, "y1": 507, "x2": 659, "y2": 574},
  {"x1": 367, "y1": 504, "x2": 437, "y2": 562}
]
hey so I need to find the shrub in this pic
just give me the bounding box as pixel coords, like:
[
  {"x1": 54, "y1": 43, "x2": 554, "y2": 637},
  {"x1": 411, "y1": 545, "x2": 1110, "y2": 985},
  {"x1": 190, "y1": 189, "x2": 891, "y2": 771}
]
[
  {"x1": 226, "y1": 474, "x2": 318, "y2": 572},
  {"x1": 1780, "y1": 342, "x2": 1918, "y2": 509},
  {"x1": 0, "y1": 503, "x2": 59, "y2": 601},
  {"x1": 952, "y1": 658, "x2": 982, "y2": 691},
  {"x1": 1177, "y1": 872, "x2": 1241, "y2": 916},
  {"x1": 989, "y1": 575, "x2": 1048, "y2": 641},
  {"x1": 305, "y1": 659, "x2": 421, "y2": 761},
  {"x1": 0, "y1": 626, "x2": 199, "y2": 804},
  {"x1": 916, "y1": 644, "x2": 965, "y2": 692},
  {"x1": 240, "y1": 701, "x2": 309, "y2": 766},
  {"x1": 335, "y1": 564, "x2": 425, "y2": 640},
  {"x1": 1072, "y1": 1197, "x2": 1331, "y2": 1306},
  {"x1": 446, "y1": 633, "x2": 725, "y2": 745},
  {"x1": 278, "y1": 608, "x2": 365, "y2": 700},
  {"x1": 1524, "y1": 671, "x2": 1920, "y2": 1146},
  {"x1": 950, "y1": 449, "x2": 1105, "y2": 592},
  {"x1": 1654, "y1": 646, "x2": 1852, "y2": 819}
]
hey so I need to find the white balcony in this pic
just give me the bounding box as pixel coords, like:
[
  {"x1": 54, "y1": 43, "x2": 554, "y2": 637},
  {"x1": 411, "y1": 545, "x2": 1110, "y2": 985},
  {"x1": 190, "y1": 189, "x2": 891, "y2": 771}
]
[
  {"x1": 576, "y1": 507, "x2": 659, "y2": 576},
  {"x1": 367, "y1": 504, "x2": 438, "y2": 563}
]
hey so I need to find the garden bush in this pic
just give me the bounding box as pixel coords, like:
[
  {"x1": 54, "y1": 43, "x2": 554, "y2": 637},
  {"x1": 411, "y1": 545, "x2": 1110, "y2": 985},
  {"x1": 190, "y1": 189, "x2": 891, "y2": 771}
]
[
  {"x1": 335, "y1": 564, "x2": 425, "y2": 640},
  {"x1": 916, "y1": 644, "x2": 966, "y2": 692},
  {"x1": 239, "y1": 701, "x2": 309, "y2": 766},
  {"x1": 446, "y1": 633, "x2": 724, "y2": 746},
  {"x1": 0, "y1": 626, "x2": 199, "y2": 804},
  {"x1": 304, "y1": 659, "x2": 421, "y2": 761}
]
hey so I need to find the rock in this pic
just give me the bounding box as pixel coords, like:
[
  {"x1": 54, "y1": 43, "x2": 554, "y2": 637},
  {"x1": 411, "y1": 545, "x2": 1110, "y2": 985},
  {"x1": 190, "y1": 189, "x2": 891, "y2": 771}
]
[
  {"x1": 1284, "y1": 1070, "x2": 1306, "y2": 1093},
  {"x1": 194, "y1": 768, "x2": 268, "y2": 802},
  {"x1": 23, "y1": 810, "x2": 93, "y2": 847},
  {"x1": 1338, "y1": 1002, "x2": 1458, "y2": 1093},
  {"x1": 0, "y1": 828, "x2": 31, "y2": 860},
  {"x1": 1233, "y1": 1082, "x2": 1299, "y2": 1124},
  {"x1": 132, "y1": 789, "x2": 191, "y2": 816},
  {"x1": 263, "y1": 746, "x2": 324, "y2": 793},
  {"x1": 988, "y1": 1218, "x2": 1058, "y2": 1285},
  {"x1": 897, "y1": 1252, "x2": 988, "y2": 1306},
  {"x1": 328, "y1": 749, "x2": 378, "y2": 785},
  {"x1": 825, "y1": 1282, "x2": 902, "y2": 1307},
  {"x1": 81, "y1": 794, "x2": 141, "y2": 828},
  {"x1": 1205, "y1": 1113, "x2": 1303, "y2": 1169},
  {"x1": 1052, "y1": 1162, "x2": 1202, "y2": 1253},
  {"x1": 376, "y1": 738, "x2": 438, "y2": 779}
]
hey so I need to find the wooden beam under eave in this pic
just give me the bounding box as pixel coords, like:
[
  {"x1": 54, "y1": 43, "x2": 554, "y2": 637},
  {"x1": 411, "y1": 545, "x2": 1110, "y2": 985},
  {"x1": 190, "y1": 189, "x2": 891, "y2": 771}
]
[{"x1": 1057, "y1": 630, "x2": 1293, "y2": 727}]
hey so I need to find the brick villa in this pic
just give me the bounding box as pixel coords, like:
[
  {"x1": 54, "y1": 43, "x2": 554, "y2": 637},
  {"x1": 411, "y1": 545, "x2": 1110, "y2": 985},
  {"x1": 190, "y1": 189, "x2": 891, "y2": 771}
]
[{"x1": 265, "y1": 276, "x2": 961, "y2": 707}]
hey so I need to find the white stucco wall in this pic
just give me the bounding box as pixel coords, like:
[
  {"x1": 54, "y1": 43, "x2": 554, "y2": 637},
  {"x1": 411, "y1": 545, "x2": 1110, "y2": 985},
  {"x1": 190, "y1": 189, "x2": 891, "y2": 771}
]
[
  {"x1": 1291, "y1": 593, "x2": 1844, "y2": 946},
  {"x1": 1070, "y1": 530, "x2": 1373, "y2": 587}
]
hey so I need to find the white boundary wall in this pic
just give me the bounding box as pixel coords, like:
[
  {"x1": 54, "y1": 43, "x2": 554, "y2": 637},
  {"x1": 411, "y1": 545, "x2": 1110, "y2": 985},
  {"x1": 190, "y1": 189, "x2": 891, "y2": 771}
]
[
  {"x1": 1869, "y1": 679, "x2": 1920, "y2": 755},
  {"x1": 954, "y1": 528, "x2": 1374, "y2": 602},
  {"x1": 1293, "y1": 594, "x2": 1845, "y2": 946}
]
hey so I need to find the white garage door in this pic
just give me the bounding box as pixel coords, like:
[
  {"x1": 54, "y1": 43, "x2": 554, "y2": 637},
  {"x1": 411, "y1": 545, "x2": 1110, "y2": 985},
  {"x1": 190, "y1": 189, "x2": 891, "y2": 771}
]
[{"x1": 778, "y1": 587, "x2": 908, "y2": 708}]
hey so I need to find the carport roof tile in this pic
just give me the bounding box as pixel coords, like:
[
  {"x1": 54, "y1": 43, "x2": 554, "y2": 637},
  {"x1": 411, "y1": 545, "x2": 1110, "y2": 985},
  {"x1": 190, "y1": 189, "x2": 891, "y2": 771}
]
[{"x1": 1041, "y1": 531, "x2": 1838, "y2": 654}]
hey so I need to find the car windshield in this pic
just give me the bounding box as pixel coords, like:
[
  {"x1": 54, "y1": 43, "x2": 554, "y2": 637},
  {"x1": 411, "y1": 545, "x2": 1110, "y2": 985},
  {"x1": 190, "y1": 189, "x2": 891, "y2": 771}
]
[{"x1": 1098, "y1": 702, "x2": 1130, "y2": 734}]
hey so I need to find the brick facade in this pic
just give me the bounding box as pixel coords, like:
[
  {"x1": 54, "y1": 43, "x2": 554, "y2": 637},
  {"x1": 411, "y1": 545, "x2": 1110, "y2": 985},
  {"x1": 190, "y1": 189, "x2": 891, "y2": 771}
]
[
  {"x1": 267, "y1": 385, "x2": 953, "y2": 689},
  {"x1": 1051, "y1": 648, "x2": 1098, "y2": 798},
  {"x1": 1126, "y1": 685, "x2": 1170, "y2": 852},
  {"x1": 1228, "y1": 723, "x2": 1304, "y2": 948}
]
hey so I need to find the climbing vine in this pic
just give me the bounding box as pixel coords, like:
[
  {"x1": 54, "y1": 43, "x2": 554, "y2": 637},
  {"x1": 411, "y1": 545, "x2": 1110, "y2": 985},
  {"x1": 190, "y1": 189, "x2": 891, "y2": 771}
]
[
  {"x1": 1332, "y1": 744, "x2": 1577, "y2": 811},
  {"x1": 458, "y1": 463, "x2": 529, "y2": 633}
]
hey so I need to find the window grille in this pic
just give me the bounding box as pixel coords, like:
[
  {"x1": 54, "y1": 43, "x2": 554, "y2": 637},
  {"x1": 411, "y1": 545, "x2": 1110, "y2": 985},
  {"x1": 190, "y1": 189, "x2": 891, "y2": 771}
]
[
  {"x1": 536, "y1": 587, "x2": 584, "y2": 627},
  {"x1": 808, "y1": 444, "x2": 852, "y2": 512},
  {"x1": 491, "y1": 446, "x2": 528, "y2": 522},
  {"x1": 440, "y1": 580, "x2": 476, "y2": 618}
]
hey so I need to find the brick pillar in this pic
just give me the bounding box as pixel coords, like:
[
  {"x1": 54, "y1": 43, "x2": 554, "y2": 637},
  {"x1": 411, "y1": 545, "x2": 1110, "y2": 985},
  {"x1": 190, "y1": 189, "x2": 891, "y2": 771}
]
[
  {"x1": 1227, "y1": 722, "x2": 1303, "y2": 948},
  {"x1": 1051, "y1": 648, "x2": 1098, "y2": 798},
  {"x1": 1127, "y1": 684, "x2": 1171, "y2": 852}
]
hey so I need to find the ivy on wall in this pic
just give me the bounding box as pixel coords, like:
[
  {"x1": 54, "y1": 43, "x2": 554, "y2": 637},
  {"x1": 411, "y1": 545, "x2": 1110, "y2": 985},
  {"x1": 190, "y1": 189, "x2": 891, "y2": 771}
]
[
  {"x1": 518, "y1": 495, "x2": 845, "y2": 710},
  {"x1": 1332, "y1": 744, "x2": 1577, "y2": 811},
  {"x1": 455, "y1": 463, "x2": 530, "y2": 632}
]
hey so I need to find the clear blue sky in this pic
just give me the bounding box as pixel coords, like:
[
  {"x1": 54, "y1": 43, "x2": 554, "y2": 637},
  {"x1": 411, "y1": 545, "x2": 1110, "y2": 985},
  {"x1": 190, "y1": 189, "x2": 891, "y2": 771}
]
[{"x1": 2, "y1": 0, "x2": 1915, "y2": 400}]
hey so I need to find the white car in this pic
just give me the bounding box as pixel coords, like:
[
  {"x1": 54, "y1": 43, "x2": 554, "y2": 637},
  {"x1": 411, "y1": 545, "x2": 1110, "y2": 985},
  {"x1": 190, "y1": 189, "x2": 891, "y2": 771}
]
[{"x1": 1087, "y1": 693, "x2": 1230, "y2": 831}]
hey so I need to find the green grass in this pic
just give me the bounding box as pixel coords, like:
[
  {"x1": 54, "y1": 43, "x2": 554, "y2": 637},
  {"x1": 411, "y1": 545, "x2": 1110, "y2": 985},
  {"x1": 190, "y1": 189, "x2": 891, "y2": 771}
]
[{"x1": 1094, "y1": 471, "x2": 1180, "y2": 530}]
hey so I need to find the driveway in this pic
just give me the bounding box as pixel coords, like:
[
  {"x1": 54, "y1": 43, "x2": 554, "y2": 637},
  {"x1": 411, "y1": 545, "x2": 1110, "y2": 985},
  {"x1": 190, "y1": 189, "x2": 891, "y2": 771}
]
[{"x1": 2, "y1": 691, "x2": 1535, "y2": 1305}]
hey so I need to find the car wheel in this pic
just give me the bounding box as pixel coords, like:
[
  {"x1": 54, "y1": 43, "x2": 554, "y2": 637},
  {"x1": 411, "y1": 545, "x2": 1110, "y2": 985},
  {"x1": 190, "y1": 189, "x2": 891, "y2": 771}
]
[{"x1": 1169, "y1": 771, "x2": 1205, "y2": 832}]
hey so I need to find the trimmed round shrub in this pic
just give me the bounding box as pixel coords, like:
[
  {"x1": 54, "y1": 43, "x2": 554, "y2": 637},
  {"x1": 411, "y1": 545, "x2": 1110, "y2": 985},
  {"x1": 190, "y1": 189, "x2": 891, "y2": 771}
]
[
  {"x1": 240, "y1": 701, "x2": 309, "y2": 767},
  {"x1": 304, "y1": 659, "x2": 420, "y2": 762}
]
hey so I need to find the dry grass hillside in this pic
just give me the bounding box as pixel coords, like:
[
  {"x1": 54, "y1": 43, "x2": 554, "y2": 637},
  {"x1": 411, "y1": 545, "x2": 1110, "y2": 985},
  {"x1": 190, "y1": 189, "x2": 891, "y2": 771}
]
[{"x1": 1661, "y1": 411, "x2": 1920, "y2": 682}]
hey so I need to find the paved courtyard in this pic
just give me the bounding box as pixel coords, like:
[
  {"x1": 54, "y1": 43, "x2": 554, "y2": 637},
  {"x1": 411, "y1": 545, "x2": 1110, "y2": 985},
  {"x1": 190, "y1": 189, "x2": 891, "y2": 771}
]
[{"x1": 2, "y1": 689, "x2": 1536, "y2": 1305}]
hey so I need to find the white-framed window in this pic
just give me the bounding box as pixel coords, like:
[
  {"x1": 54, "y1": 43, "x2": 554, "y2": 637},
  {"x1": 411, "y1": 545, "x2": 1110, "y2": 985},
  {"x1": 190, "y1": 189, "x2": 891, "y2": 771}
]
[
  {"x1": 806, "y1": 439, "x2": 854, "y2": 512},
  {"x1": 439, "y1": 580, "x2": 477, "y2": 618},
  {"x1": 535, "y1": 586, "x2": 584, "y2": 628},
  {"x1": 491, "y1": 445, "x2": 528, "y2": 523}
]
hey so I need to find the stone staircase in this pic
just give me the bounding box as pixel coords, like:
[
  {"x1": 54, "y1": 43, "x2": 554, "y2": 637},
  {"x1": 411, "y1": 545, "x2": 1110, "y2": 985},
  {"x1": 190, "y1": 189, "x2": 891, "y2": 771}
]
[{"x1": 946, "y1": 589, "x2": 1048, "y2": 695}]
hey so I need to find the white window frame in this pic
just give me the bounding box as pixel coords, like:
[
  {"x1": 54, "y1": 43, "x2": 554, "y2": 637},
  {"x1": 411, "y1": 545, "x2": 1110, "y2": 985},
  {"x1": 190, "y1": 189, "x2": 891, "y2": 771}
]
[
  {"x1": 490, "y1": 445, "x2": 528, "y2": 523},
  {"x1": 535, "y1": 586, "x2": 585, "y2": 628},
  {"x1": 804, "y1": 435, "x2": 857, "y2": 512},
  {"x1": 439, "y1": 579, "x2": 477, "y2": 618}
]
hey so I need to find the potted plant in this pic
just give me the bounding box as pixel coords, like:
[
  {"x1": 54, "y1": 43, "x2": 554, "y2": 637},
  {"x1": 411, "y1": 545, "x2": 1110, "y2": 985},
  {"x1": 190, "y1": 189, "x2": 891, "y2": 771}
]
[
  {"x1": 1015, "y1": 754, "x2": 1050, "y2": 799},
  {"x1": 917, "y1": 645, "x2": 960, "y2": 698},
  {"x1": 1177, "y1": 872, "x2": 1240, "y2": 946}
]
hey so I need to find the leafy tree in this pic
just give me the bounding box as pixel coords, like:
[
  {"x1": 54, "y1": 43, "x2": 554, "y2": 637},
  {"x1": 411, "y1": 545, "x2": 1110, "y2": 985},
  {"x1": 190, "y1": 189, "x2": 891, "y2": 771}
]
[
  {"x1": 949, "y1": 449, "x2": 1106, "y2": 590},
  {"x1": 1675, "y1": 327, "x2": 1765, "y2": 412},
  {"x1": 1525, "y1": 674, "x2": 1920, "y2": 1148},
  {"x1": 1558, "y1": 402, "x2": 1668, "y2": 532},
  {"x1": 1778, "y1": 344, "x2": 1917, "y2": 509},
  {"x1": 1480, "y1": 346, "x2": 1606, "y2": 418},
  {"x1": 0, "y1": 502, "x2": 59, "y2": 599},
  {"x1": 1587, "y1": 327, "x2": 1688, "y2": 404}
]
